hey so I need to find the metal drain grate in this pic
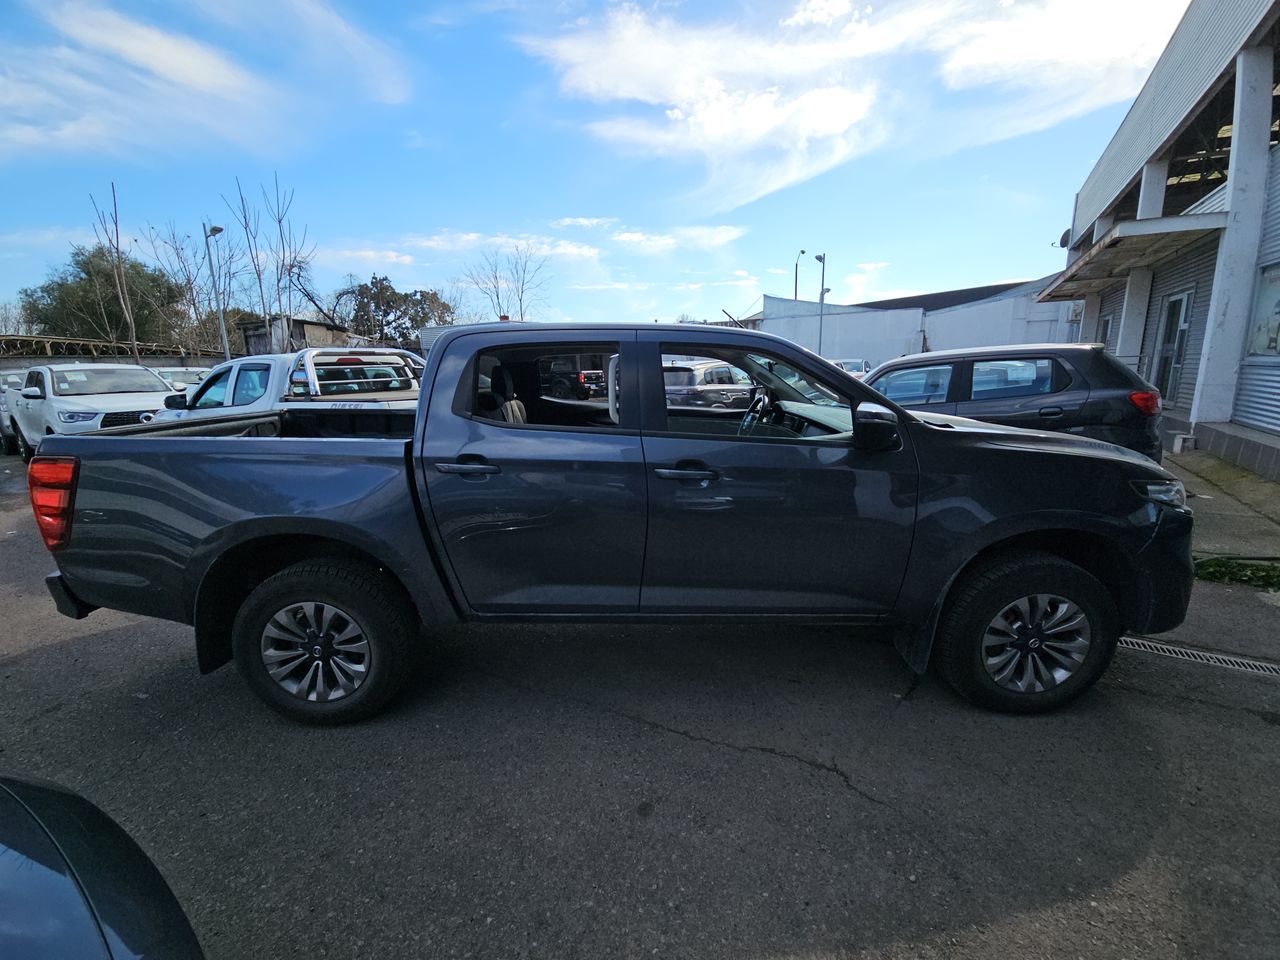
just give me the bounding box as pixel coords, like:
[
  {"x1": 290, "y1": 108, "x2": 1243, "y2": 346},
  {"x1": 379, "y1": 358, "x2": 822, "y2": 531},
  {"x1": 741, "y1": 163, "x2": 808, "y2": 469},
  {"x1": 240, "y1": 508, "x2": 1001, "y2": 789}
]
[{"x1": 1119, "y1": 636, "x2": 1280, "y2": 678}]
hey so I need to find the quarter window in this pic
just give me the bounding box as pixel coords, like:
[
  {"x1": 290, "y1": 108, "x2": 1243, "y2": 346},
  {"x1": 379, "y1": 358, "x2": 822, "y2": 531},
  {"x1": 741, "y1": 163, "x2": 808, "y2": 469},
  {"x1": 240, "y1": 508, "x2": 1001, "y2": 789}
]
[
  {"x1": 873, "y1": 364, "x2": 953, "y2": 405},
  {"x1": 970, "y1": 359, "x2": 1057, "y2": 400}
]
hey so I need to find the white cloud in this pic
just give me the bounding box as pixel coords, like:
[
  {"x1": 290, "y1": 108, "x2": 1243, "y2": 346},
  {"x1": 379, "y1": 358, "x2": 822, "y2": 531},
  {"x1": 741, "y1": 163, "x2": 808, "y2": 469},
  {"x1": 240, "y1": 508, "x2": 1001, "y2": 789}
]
[
  {"x1": 612, "y1": 224, "x2": 747, "y2": 254},
  {"x1": 524, "y1": 0, "x2": 1191, "y2": 209},
  {"x1": 782, "y1": 0, "x2": 855, "y2": 28},
  {"x1": 551, "y1": 216, "x2": 618, "y2": 228},
  {"x1": 324, "y1": 248, "x2": 415, "y2": 266},
  {"x1": 404, "y1": 230, "x2": 599, "y2": 259},
  {"x1": 0, "y1": 0, "x2": 409, "y2": 159}
]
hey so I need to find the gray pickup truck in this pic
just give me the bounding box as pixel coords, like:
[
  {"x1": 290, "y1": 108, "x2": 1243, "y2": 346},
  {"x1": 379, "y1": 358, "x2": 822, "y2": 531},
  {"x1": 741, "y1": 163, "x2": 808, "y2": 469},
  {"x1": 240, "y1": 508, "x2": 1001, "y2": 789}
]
[{"x1": 29, "y1": 323, "x2": 1193, "y2": 723}]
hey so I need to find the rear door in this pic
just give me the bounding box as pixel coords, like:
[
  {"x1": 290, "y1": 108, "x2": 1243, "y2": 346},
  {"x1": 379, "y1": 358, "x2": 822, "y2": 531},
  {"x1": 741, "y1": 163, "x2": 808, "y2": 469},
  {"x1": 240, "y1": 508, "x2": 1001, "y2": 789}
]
[
  {"x1": 637, "y1": 333, "x2": 917, "y2": 615},
  {"x1": 420, "y1": 330, "x2": 647, "y2": 613},
  {"x1": 955, "y1": 356, "x2": 1087, "y2": 432}
]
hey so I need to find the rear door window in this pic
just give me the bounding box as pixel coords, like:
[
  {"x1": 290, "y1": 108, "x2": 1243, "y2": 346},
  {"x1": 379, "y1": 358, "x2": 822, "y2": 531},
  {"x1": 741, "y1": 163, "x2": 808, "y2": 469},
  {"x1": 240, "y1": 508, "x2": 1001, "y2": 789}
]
[
  {"x1": 872, "y1": 364, "x2": 953, "y2": 405},
  {"x1": 231, "y1": 365, "x2": 272, "y2": 406},
  {"x1": 970, "y1": 359, "x2": 1059, "y2": 400}
]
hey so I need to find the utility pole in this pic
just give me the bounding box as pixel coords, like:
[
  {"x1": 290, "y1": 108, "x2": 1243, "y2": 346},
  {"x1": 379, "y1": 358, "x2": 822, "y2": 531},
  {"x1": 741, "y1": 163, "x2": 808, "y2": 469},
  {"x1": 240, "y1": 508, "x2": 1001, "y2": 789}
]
[
  {"x1": 202, "y1": 223, "x2": 231, "y2": 360},
  {"x1": 815, "y1": 253, "x2": 827, "y2": 356},
  {"x1": 794, "y1": 248, "x2": 806, "y2": 300}
]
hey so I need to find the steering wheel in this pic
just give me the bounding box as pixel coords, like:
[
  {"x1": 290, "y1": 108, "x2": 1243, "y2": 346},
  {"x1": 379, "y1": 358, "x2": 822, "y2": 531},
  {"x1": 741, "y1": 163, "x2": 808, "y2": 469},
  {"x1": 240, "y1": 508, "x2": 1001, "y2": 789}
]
[{"x1": 738, "y1": 391, "x2": 771, "y2": 436}]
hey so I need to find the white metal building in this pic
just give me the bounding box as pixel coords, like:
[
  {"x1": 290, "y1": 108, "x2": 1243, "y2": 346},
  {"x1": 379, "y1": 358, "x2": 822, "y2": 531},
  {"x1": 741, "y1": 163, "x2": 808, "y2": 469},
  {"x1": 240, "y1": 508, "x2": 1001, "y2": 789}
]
[
  {"x1": 750, "y1": 278, "x2": 1081, "y2": 369},
  {"x1": 1040, "y1": 0, "x2": 1280, "y2": 479}
]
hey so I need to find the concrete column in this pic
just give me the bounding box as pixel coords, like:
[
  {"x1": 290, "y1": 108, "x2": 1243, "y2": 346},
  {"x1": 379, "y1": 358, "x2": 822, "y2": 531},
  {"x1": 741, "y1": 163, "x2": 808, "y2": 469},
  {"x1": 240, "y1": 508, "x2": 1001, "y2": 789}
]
[
  {"x1": 1137, "y1": 158, "x2": 1170, "y2": 219},
  {"x1": 1191, "y1": 43, "x2": 1274, "y2": 423},
  {"x1": 1114, "y1": 268, "x2": 1153, "y2": 369},
  {"x1": 1092, "y1": 213, "x2": 1115, "y2": 243},
  {"x1": 1081, "y1": 293, "x2": 1102, "y2": 342}
]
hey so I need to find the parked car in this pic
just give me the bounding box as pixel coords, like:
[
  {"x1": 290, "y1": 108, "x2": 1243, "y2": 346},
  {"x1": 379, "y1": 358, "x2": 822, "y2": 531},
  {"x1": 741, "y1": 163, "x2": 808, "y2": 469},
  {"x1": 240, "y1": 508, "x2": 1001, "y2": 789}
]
[
  {"x1": 0, "y1": 773, "x2": 204, "y2": 959},
  {"x1": 155, "y1": 366, "x2": 213, "y2": 389},
  {"x1": 663, "y1": 358, "x2": 754, "y2": 408},
  {"x1": 0, "y1": 368, "x2": 25, "y2": 455},
  {"x1": 33, "y1": 323, "x2": 1191, "y2": 723},
  {"x1": 540, "y1": 357, "x2": 606, "y2": 399},
  {"x1": 833, "y1": 358, "x2": 872, "y2": 378},
  {"x1": 864, "y1": 343, "x2": 1164, "y2": 461},
  {"x1": 151, "y1": 348, "x2": 423, "y2": 424},
  {"x1": 8, "y1": 363, "x2": 180, "y2": 462}
]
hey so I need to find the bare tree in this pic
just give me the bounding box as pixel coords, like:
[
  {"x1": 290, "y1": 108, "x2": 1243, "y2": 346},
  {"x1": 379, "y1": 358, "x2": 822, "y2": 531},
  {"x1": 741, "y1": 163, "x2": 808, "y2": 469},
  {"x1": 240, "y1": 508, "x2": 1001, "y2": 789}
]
[
  {"x1": 463, "y1": 243, "x2": 551, "y2": 322},
  {"x1": 506, "y1": 242, "x2": 549, "y2": 323},
  {"x1": 226, "y1": 177, "x2": 271, "y2": 328},
  {"x1": 141, "y1": 222, "x2": 236, "y2": 355},
  {"x1": 90, "y1": 182, "x2": 141, "y2": 364},
  {"x1": 0, "y1": 301, "x2": 26, "y2": 335},
  {"x1": 463, "y1": 248, "x2": 510, "y2": 321}
]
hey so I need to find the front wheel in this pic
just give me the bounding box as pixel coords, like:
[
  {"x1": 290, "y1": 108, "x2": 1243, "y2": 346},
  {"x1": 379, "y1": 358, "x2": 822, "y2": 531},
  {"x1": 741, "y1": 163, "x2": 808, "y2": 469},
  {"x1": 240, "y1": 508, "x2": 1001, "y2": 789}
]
[
  {"x1": 1, "y1": 431, "x2": 16, "y2": 456},
  {"x1": 232, "y1": 560, "x2": 419, "y2": 724},
  {"x1": 935, "y1": 551, "x2": 1119, "y2": 714},
  {"x1": 14, "y1": 423, "x2": 34, "y2": 463}
]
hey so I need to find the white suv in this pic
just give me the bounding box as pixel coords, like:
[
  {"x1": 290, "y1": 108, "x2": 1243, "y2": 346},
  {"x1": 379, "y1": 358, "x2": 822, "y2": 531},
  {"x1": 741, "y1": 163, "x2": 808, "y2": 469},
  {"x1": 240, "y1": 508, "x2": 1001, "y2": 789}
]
[{"x1": 8, "y1": 363, "x2": 179, "y2": 461}]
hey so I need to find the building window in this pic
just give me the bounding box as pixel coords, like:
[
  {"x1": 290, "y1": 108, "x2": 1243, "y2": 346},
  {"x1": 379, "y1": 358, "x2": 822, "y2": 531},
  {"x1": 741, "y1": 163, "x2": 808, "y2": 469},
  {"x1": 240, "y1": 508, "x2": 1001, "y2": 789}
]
[{"x1": 1249, "y1": 265, "x2": 1280, "y2": 357}]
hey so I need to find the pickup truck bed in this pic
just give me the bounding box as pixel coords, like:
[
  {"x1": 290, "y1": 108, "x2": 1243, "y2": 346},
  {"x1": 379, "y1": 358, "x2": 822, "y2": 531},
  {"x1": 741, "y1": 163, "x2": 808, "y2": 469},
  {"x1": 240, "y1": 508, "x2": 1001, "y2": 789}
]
[{"x1": 31, "y1": 322, "x2": 1194, "y2": 725}]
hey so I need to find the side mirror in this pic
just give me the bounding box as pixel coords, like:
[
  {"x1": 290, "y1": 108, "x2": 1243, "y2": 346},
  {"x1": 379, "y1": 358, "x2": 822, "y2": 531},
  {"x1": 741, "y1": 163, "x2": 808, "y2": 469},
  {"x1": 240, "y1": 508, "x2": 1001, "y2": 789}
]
[
  {"x1": 21, "y1": 386, "x2": 44, "y2": 400},
  {"x1": 164, "y1": 393, "x2": 188, "y2": 410},
  {"x1": 853, "y1": 406, "x2": 900, "y2": 452}
]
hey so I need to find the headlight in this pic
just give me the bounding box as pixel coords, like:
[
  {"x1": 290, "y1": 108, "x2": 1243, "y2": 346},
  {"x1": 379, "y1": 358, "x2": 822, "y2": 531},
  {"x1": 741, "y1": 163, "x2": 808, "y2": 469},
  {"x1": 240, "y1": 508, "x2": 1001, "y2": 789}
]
[
  {"x1": 57, "y1": 411, "x2": 99, "y2": 424},
  {"x1": 1133, "y1": 479, "x2": 1186, "y2": 508}
]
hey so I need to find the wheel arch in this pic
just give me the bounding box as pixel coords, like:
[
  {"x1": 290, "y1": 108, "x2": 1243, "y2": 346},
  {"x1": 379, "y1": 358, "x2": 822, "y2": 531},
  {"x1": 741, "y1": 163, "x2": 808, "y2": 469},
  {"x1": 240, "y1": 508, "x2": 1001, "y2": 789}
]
[
  {"x1": 897, "y1": 529, "x2": 1140, "y2": 674},
  {"x1": 193, "y1": 532, "x2": 430, "y2": 674}
]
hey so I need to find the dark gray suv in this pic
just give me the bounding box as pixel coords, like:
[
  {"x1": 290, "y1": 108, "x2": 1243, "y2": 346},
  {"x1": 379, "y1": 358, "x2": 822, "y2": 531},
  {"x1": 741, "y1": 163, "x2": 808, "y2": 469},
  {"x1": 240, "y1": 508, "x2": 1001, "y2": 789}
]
[{"x1": 865, "y1": 343, "x2": 1163, "y2": 461}]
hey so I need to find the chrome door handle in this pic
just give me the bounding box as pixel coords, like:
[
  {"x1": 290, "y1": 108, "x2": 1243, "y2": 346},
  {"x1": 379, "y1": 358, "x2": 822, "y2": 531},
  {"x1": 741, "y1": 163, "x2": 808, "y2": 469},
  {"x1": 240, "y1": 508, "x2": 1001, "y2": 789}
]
[
  {"x1": 654, "y1": 468, "x2": 720, "y2": 481},
  {"x1": 435, "y1": 461, "x2": 500, "y2": 475}
]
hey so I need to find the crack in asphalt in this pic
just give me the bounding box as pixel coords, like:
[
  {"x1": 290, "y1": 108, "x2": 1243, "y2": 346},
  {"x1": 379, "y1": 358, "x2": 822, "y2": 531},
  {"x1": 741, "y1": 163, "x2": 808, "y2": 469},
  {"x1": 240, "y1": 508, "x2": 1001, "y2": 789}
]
[
  {"x1": 1108, "y1": 678, "x2": 1280, "y2": 726},
  {"x1": 464, "y1": 662, "x2": 887, "y2": 806}
]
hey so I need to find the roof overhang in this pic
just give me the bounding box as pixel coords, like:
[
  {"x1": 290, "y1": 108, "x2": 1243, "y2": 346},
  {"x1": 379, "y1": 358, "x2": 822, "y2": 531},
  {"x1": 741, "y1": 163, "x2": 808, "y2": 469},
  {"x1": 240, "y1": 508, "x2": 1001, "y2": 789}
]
[{"x1": 1038, "y1": 212, "x2": 1227, "y2": 302}]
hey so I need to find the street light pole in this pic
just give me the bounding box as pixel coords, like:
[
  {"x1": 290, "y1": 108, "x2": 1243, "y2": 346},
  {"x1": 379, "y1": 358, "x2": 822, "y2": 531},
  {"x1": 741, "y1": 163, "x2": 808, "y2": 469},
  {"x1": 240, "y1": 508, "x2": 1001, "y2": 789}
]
[
  {"x1": 202, "y1": 223, "x2": 231, "y2": 361},
  {"x1": 815, "y1": 253, "x2": 827, "y2": 356},
  {"x1": 793, "y1": 248, "x2": 806, "y2": 300}
]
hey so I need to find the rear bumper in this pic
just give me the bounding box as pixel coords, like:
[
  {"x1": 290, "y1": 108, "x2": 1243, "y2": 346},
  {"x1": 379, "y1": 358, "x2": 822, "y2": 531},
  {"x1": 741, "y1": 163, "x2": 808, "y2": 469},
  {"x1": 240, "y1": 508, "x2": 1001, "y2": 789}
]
[
  {"x1": 1129, "y1": 507, "x2": 1194, "y2": 634},
  {"x1": 46, "y1": 573, "x2": 99, "y2": 620}
]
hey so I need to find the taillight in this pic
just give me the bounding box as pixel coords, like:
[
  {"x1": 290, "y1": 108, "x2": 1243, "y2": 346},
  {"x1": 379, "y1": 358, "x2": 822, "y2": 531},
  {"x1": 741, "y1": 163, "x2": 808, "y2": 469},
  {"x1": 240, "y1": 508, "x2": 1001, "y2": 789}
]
[
  {"x1": 1128, "y1": 390, "x2": 1161, "y2": 417},
  {"x1": 578, "y1": 372, "x2": 585, "y2": 383},
  {"x1": 28, "y1": 456, "x2": 79, "y2": 550}
]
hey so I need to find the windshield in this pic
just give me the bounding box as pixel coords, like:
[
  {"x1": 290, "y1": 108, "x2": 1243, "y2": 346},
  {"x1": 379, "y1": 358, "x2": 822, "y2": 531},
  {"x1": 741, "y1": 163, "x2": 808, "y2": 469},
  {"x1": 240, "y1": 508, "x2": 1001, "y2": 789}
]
[
  {"x1": 51, "y1": 367, "x2": 171, "y2": 396},
  {"x1": 160, "y1": 368, "x2": 209, "y2": 385},
  {"x1": 1, "y1": 372, "x2": 24, "y2": 391}
]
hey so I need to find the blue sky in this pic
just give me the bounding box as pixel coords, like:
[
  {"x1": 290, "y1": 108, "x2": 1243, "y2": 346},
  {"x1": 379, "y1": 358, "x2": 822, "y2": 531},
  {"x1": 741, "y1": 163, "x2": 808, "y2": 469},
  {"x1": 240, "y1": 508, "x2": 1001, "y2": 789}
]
[{"x1": 0, "y1": 0, "x2": 1191, "y2": 324}]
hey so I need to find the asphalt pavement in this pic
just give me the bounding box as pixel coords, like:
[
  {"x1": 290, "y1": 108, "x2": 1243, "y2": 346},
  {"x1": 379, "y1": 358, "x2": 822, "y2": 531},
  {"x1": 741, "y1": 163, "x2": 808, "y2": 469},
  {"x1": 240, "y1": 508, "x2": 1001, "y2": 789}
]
[{"x1": 0, "y1": 460, "x2": 1277, "y2": 959}]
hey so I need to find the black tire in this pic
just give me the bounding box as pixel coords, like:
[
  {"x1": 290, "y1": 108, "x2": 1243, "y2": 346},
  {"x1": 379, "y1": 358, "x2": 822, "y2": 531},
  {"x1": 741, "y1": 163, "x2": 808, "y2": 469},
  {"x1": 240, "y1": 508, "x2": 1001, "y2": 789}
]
[
  {"x1": 935, "y1": 550, "x2": 1119, "y2": 714},
  {"x1": 14, "y1": 423, "x2": 34, "y2": 464},
  {"x1": 232, "y1": 560, "x2": 419, "y2": 724},
  {"x1": 1, "y1": 431, "x2": 16, "y2": 456},
  {"x1": 550, "y1": 379, "x2": 572, "y2": 399}
]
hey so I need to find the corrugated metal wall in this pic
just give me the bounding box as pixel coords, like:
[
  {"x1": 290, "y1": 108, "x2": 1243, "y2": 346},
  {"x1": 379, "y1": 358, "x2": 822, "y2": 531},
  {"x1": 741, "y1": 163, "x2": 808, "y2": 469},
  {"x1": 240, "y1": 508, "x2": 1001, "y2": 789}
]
[
  {"x1": 1234, "y1": 359, "x2": 1280, "y2": 433},
  {"x1": 1074, "y1": 0, "x2": 1275, "y2": 239},
  {"x1": 1256, "y1": 145, "x2": 1280, "y2": 264},
  {"x1": 1183, "y1": 180, "x2": 1229, "y2": 214},
  {"x1": 1098, "y1": 284, "x2": 1126, "y2": 351},
  {"x1": 1140, "y1": 236, "x2": 1220, "y2": 410}
]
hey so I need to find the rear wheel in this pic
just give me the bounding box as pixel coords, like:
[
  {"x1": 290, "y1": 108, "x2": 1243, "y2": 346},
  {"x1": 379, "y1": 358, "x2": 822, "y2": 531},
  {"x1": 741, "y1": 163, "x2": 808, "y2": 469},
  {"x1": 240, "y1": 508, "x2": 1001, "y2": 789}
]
[
  {"x1": 935, "y1": 551, "x2": 1118, "y2": 714},
  {"x1": 1, "y1": 430, "x2": 15, "y2": 456},
  {"x1": 232, "y1": 560, "x2": 419, "y2": 724}
]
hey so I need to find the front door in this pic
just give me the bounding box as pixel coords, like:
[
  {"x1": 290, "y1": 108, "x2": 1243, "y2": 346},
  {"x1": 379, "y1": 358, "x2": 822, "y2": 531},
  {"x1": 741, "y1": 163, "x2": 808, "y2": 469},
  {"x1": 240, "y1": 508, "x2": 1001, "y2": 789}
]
[
  {"x1": 1152, "y1": 293, "x2": 1191, "y2": 401},
  {"x1": 637, "y1": 334, "x2": 918, "y2": 615},
  {"x1": 421, "y1": 331, "x2": 647, "y2": 613}
]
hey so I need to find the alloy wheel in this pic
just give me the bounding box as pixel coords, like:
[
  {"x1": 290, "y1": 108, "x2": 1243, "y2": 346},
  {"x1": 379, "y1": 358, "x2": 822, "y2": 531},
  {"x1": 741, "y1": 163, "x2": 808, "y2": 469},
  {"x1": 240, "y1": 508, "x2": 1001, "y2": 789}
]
[
  {"x1": 259, "y1": 602, "x2": 371, "y2": 702},
  {"x1": 981, "y1": 593, "x2": 1092, "y2": 693}
]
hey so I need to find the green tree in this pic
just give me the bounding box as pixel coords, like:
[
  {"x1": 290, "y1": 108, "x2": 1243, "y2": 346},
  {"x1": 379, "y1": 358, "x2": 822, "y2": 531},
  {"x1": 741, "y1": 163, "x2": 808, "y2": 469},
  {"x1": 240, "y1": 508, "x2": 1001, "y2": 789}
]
[
  {"x1": 19, "y1": 245, "x2": 185, "y2": 345},
  {"x1": 344, "y1": 275, "x2": 454, "y2": 345}
]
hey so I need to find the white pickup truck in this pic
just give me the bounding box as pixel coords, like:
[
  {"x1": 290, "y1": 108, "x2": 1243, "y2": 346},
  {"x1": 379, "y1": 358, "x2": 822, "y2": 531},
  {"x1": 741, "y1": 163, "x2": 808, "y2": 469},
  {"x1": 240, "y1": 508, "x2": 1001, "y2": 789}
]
[
  {"x1": 150, "y1": 348, "x2": 424, "y2": 424},
  {"x1": 8, "y1": 363, "x2": 182, "y2": 461}
]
